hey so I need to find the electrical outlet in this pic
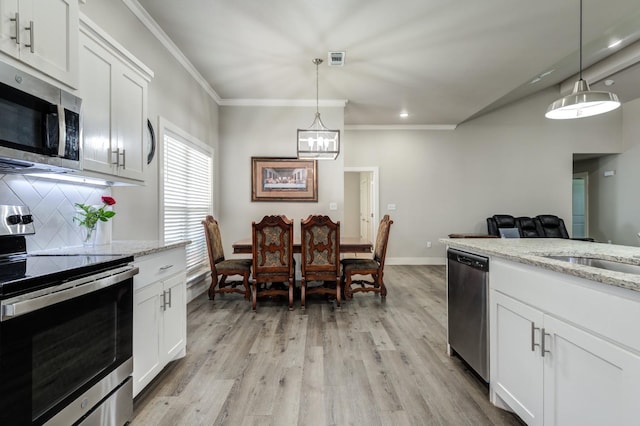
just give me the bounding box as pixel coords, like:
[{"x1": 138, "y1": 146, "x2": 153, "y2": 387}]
[{"x1": 426, "y1": 241, "x2": 432, "y2": 248}]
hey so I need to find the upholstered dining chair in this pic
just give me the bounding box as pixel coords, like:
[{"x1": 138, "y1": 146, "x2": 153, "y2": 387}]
[
  {"x1": 300, "y1": 215, "x2": 341, "y2": 309},
  {"x1": 251, "y1": 215, "x2": 295, "y2": 311},
  {"x1": 202, "y1": 215, "x2": 252, "y2": 300},
  {"x1": 341, "y1": 214, "x2": 393, "y2": 300}
]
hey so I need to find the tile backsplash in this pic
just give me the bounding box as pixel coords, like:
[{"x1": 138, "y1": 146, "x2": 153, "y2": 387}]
[{"x1": 0, "y1": 174, "x2": 112, "y2": 251}]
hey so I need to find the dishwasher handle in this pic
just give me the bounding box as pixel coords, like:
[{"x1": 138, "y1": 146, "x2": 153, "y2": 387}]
[{"x1": 447, "y1": 248, "x2": 489, "y2": 271}]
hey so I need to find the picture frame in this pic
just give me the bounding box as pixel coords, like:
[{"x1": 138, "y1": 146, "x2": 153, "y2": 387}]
[{"x1": 251, "y1": 157, "x2": 318, "y2": 202}]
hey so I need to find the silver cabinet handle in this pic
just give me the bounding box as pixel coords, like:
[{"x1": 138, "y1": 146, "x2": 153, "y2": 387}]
[
  {"x1": 541, "y1": 328, "x2": 551, "y2": 357},
  {"x1": 160, "y1": 288, "x2": 172, "y2": 311},
  {"x1": 120, "y1": 149, "x2": 126, "y2": 169},
  {"x1": 531, "y1": 322, "x2": 540, "y2": 352},
  {"x1": 159, "y1": 264, "x2": 174, "y2": 271},
  {"x1": 24, "y1": 20, "x2": 34, "y2": 53},
  {"x1": 111, "y1": 148, "x2": 120, "y2": 167},
  {"x1": 10, "y1": 13, "x2": 19, "y2": 44}
]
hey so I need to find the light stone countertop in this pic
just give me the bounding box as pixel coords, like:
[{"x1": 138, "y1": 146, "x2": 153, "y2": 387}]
[
  {"x1": 32, "y1": 240, "x2": 191, "y2": 258},
  {"x1": 439, "y1": 238, "x2": 640, "y2": 293}
]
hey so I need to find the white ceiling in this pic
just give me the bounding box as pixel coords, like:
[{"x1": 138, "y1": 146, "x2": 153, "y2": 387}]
[{"x1": 135, "y1": 0, "x2": 640, "y2": 126}]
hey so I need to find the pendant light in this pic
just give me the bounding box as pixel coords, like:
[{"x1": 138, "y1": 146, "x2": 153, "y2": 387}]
[
  {"x1": 297, "y1": 58, "x2": 340, "y2": 160},
  {"x1": 545, "y1": 0, "x2": 620, "y2": 119}
]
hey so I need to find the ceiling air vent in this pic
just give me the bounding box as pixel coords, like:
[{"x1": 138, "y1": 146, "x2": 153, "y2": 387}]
[{"x1": 328, "y1": 51, "x2": 345, "y2": 66}]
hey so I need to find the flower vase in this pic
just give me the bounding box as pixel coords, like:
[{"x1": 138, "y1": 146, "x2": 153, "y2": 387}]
[{"x1": 80, "y1": 225, "x2": 97, "y2": 246}]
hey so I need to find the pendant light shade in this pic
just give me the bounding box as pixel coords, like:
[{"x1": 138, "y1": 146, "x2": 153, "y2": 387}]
[
  {"x1": 297, "y1": 58, "x2": 340, "y2": 160},
  {"x1": 545, "y1": 0, "x2": 620, "y2": 120}
]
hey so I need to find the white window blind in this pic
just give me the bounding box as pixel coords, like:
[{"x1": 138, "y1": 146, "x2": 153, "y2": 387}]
[{"x1": 162, "y1": 131, "x2": 212, "y2": 273}]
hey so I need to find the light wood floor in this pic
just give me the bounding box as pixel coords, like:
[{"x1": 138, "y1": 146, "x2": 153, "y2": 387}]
[{"x1": 131, "y1": 265, "x2": 524, "y2": 426}]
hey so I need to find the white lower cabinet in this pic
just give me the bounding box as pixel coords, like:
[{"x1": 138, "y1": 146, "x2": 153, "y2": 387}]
[
  {"x1": 490, "y1": 258, "x2": 640, "y2": 426},
  {"x1": 132, "y1": 248, "x2": 187, "y2": 397}
]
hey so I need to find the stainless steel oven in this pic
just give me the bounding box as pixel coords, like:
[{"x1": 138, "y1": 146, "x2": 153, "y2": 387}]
[{"x1": 0, "y1": 205, "x2": 137, "y2": 425}]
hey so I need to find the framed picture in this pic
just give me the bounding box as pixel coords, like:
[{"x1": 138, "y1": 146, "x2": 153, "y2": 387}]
[{"x1": 251, "y1": 157, "x2": 317, "y2": 202}]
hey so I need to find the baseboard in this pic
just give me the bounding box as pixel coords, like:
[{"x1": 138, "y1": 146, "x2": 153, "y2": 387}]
[{"x1": 386, "y1": 257, "x2": 446, "y2": 265}]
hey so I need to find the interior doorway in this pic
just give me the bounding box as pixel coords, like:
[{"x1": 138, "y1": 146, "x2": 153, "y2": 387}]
[
  {"x1": 572, "y1": 172, "x2": 589, "y2": 238},
  {"x1": 344, "y1": 167, "x2": 379, "y2": 245}
]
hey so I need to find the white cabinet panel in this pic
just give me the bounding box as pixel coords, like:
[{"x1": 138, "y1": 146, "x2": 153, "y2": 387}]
[
  {"x1": 0, "y1": 0, "x2": 78, "y2": 87},
  {"x1": 543, "y1": 315, "x2": 640, "y2": 426},
  {"x1": 79, "y1": 17, "x2": 152, "y2": 183},
  {"x1": 493, "y1": 292, "x2": 543, "y2": 426},
  {"x1": 490, "y1": 258, "x2": 640, "y2": 426},
  {"x1": 132, "y1": 247, "x2": 187, "y2": 397}
]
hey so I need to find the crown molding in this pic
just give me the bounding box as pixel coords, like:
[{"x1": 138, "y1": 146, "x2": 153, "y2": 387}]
[
  {"x1": 345, "y1": 124, "x2": 457, "y2": 131},
  {"x1": 219, "y1": 99, "x2": 348, "y2": 107},
  {"x1": 122, "y1": 0, "x2": 222, "y2": 104}
]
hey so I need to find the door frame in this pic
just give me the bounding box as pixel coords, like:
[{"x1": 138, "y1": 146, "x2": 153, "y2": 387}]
[{"x1": 344, "y1": 166, "x2": 379, "y2": 245}]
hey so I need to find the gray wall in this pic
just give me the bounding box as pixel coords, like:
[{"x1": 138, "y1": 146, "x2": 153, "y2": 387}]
[
  {"x1": 218, "y1": 105, "x2": 345, "y2": 252},
  {"x1": 573, "y1": 97, "x2": 640, "y2": 247},
  {"x1": 344, "y1": 87, "x2": 622, "y2": 263},
  {"x1": 80, "y1": 1, "x2": 220, "y2": 241}
]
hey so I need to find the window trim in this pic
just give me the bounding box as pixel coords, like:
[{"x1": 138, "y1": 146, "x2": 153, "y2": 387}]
[{"x1": 158, "y1": 116, "x2": 213, "y2": 272}]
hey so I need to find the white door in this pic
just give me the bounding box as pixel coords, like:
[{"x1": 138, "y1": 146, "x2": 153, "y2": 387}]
[
  {"x1": 162, "y1": 274, "x2": 186, "y2": 362},
  {"x1": 359, "y1": 173, "x2": 370, "y2": 241}
]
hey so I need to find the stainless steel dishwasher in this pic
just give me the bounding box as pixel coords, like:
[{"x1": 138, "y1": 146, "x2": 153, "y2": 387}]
[{"x1": 447, "y1": 248, "x2": 489, "y2": 382}]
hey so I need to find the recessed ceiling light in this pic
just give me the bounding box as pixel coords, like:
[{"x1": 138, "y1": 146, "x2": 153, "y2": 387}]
[
  {"x1": 608, "y1": 40, "x2": 622, "y2": 49},
  {"x1": 399, "y1": 112, "x2": 409, "y2": 118},
  {"x1": 604, "y1": 79, "x2": 615, "y2": 86}
]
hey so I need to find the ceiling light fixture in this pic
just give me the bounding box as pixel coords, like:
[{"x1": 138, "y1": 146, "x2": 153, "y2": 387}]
[
  {"x1": 545, "y1": 0, "x2": 620, "y2": 120},
  {"x1": 297, "y1": 58, "x2": 340, "y2": 160},
  {"x1": 399, "y1": 112, "x2": 409, "y2": 118}
]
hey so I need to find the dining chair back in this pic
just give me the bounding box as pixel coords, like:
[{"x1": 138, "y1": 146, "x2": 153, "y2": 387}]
[
  {"x1": 202, "y1": 215, "x2": 252, "y2": 300},
  {"x1": 300, "y1": 215, "x2": 341, "y2": 309},
  {"x1": 251, "y1": 215, "x2": 295, "y2": 311},
  {"x1": 341, "y1": 214, "x2": 393, "y2": 300}
]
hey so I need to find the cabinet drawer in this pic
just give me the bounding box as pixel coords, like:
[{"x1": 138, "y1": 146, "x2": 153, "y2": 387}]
[{"x1": 134, "y1": 248, "x2": 186, "y2": 290}]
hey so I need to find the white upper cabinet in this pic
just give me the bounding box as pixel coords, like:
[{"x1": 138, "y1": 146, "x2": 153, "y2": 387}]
[
  {"x1": 78, "y1": 15, "x2": 153, "y2": 183},
  {"x1": 0, "y1": 0, "x2": 78, "y2": 87}
]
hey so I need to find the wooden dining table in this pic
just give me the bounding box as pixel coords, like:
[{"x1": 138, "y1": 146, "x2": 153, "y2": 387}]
[{"x1": 232, "y1": 236, "x2": 372, "y2": 254}]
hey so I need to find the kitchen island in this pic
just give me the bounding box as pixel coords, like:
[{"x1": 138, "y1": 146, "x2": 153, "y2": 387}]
[{"x1": 440, "y1": 238, "x2": 640, "y2": 426}]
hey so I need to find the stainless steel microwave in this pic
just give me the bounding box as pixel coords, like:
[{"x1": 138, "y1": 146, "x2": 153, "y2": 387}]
[{"x1": 0, "y1": 61, "x2": 82, "y2": 174}]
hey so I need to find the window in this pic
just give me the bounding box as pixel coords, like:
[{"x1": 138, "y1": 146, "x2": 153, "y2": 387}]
[{"x1": 160, "y1": 119, "x2": 212, "y2": 273}]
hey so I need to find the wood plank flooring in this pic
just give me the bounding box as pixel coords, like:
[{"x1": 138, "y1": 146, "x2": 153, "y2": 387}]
[{"x1": 131, "y1": 265, "x2": 524, "y2": 426}]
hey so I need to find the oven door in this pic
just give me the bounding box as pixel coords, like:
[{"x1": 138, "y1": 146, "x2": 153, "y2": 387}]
[{"x1": 0, "y1": 268, "x2": 135, "y2": 425}]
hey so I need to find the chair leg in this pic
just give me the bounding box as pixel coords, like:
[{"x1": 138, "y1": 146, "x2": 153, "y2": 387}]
[
  {"x1": 252, "y1": 280, "x2": 257, "y2": 311},
  {"x1": 288, "y1": 278, "x2": 294, "y2": 311},
  {"x1": 243, "y1": 272, "x2": 250, "y2": 301},
  {"x1": 301, "y1": 278, "x2": 306, "y2": 310},
  {"x1": 336, "y1": 276, "x2": 341, "y2": 308},
  {"x1": 208, "y1": 276, "x2": 217, "y2": 300},
  {"x1": 344, "y1": 273, "x2": 352, "y2": 300}
]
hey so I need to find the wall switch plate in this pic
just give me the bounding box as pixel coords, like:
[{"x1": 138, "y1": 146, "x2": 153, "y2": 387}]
[
  {"x1": 387, "y1": 203, "x2": 396, "y2": 210},
  {"x1": 427, "y1": 241, "x2": 432, "y2": 248},
  {"x1": 329, "y1": 202, "x2": 338, "y2": 210}
]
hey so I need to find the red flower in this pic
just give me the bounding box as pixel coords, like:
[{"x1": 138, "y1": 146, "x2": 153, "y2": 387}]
[{"x1": 101, "y1": 196, "x2": 116, "y2": 206}]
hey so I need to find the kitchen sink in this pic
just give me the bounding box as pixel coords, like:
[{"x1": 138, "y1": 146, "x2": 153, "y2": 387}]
[{"x1": 544, "y1": 256, "x2": 640, "y2": 275}]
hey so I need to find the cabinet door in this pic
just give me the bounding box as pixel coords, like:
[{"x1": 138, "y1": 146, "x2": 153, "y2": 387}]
[
  {"x1": 113, "y1": 64, "x2": 146, "y2": 181},
  {"x1": 79, "y1": 34, "x2": 116, "y2": 175},
  {"x1": 133, "y1": 281, "x2": 163, "y2": 397},
  {"x1": 543, "y1": 315, "x2": 640, "y2": 426},
  {"x1": 492, "y1": 291, "x2": 544, "y2": 426},
  {"x1": 162, "y1": 273, "x2": 187, "y2": 362},
  {"x1": 18, "y1": 0, "x2": 78, "y2": 87},
  {"x1": 0, "y1": 0, "x2": 19, "y2": 58}
]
